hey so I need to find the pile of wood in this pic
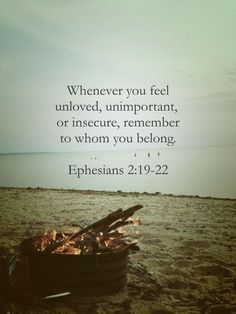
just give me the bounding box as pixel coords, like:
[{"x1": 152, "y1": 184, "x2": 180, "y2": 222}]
[{"x1": 27, "y1": 205, "x2": 143, "y2": 255}]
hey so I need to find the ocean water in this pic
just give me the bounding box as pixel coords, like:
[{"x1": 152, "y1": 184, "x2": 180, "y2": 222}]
[{"x1": 0, "y1": 147, "x2": 235, "y2": 198}]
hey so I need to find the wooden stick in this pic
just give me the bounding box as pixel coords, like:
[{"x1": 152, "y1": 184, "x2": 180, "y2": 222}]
[{"x1": 80, "y1": 205, "x2": 143, "y2": 235}]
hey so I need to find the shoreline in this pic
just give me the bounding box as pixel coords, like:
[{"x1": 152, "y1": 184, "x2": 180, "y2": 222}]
[{"x1": 1, "y1": 185, "x2": 235, "y2": 201}]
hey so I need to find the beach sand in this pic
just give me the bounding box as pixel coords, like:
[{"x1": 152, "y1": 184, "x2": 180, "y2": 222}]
[{"x1": 0, "y1": 187, "x2": 236, "y2": 314}]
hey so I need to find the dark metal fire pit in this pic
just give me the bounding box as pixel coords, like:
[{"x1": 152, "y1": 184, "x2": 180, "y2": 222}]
[
  {"x1": 21, "y1": 237, "x2": 129, "y2": 296},
  {"x1": 19, "y1": 205, "x2": 143, "y2": 296}
]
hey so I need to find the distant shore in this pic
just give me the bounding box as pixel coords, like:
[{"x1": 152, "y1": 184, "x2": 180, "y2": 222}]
[{"x1": 1, "y1": 185, "x2": 235, "y2": 201}]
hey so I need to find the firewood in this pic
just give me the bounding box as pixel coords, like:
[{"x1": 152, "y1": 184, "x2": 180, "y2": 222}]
[
  {"x1": 79, "y1": 204, "x2": 143, "y2": 235},
  {"x1": 72, "y1": 208, "x2": 123, "y2": 238},
  {"x1": 42, "y1": 205, "x2": 143, "y2": 253}
]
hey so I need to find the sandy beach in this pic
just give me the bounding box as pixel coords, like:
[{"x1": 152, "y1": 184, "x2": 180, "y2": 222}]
[{"x1": 0, "y1": 187, "x2": 236, "y2": 314}]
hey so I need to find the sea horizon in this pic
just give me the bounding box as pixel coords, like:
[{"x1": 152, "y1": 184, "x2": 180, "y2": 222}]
[{"x1": 0, "y1": 146, "x2": 235, "y2": 199}]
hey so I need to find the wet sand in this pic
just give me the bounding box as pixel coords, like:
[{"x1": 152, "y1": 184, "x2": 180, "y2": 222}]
[{"x1": 0, "y1": 187, "x2": 236, "y2": 313}]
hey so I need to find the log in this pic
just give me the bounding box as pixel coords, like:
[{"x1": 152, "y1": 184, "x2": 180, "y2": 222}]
[
  {"x1": 72, "y1": 208, "x2": 123, "y2": 238},
  {"x1": 78, "y1": 204, "x2": 143, "y2": 236}
]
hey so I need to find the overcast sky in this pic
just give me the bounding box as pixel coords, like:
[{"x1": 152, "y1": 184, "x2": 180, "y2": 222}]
[{"x1": 0, "y1": 0, "x2": 235, "y2": 153}]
